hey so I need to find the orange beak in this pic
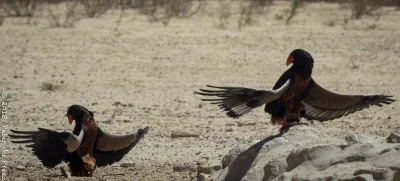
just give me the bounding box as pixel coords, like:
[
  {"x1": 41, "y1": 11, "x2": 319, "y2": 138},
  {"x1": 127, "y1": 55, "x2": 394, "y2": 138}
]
[
  {"x1": 286, "y1": 56, "x2": 294, "y2": 66},
  {"x1": 67, "y1": 115, "x2": 73, "y2": 124}
]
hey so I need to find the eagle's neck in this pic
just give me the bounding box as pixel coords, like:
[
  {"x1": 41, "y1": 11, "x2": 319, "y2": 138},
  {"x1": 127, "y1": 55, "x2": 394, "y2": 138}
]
[
  {"x1": 293, "y1": 62, "x2": 313, "y2": 79},
  {"x1": 73, "y1": 120, "x2": 84, "y2": 136}
]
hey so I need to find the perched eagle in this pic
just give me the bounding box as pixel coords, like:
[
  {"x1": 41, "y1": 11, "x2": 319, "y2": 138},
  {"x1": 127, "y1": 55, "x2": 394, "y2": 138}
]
[
  {"x1": 10, "y1": 105, "x2": 150, "y2": 176},
  {"x1": 195, "y1": 49, "x2": 395, "y2": 132}
]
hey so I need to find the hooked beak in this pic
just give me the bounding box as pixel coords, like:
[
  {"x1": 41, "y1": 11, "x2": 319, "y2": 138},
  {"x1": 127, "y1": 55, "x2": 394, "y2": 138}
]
[
  {"x1": 67, "y1": 115, "x2": 73, "y2": 124},
  {"x1": 286, "y1": 56, "x2": 294, "y2": 66}
]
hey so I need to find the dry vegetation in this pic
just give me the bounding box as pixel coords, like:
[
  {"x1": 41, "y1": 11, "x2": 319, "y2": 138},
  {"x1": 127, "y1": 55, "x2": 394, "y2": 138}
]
[
  {"x1": 2, "y1": 0, "x2": 400, "y2": 180},
  {"x1": 0, "y1": 0, "x2": 398, "y2": 28},
  {"x1": 47, "y1": 0, "x2": 81, "y2": 28}
]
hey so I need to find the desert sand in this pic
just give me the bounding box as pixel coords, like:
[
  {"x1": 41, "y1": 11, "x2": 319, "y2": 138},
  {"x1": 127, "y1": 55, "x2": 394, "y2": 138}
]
[{"x1": 1, "y1": 1, "x2": 399, "y2": 181}]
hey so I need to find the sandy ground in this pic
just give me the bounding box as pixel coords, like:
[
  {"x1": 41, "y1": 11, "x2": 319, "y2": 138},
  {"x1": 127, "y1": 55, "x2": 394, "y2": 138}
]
[{"x1": 1, "y1": 1, "x2": 399, "y2": 181}]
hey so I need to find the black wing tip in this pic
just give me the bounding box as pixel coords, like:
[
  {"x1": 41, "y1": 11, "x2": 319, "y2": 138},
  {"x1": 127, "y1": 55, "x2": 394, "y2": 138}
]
[
  {"x1": 142, "y1": 126, "x2": 150, "y2": 134},
  {"x1": 304, "y1": 116, "x2": 336, "y2": 122},
  {"x1": 205, "y1": 85, "x2": 220, "y2": 89},
  {"x1": 382, "y1": 95, "x2": 395, "y2": 102},
  {"x1": 10, "y1": 129, "x2": 37, "y2": 134},
  {"x1": 226, "y1": 111, "x2": 241, "y2": 118},
  {"x1": 10, "y1": 140, "x2": 33, "y2": 144}
]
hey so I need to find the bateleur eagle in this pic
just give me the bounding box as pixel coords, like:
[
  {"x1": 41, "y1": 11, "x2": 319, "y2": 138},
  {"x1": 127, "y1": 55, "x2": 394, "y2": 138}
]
[
  {"x1": 195, "y1": 49, "x2": 395, "y2": 132},
  {"x1": 10, "y1": 104, "x2": 150, "y2": 177}
]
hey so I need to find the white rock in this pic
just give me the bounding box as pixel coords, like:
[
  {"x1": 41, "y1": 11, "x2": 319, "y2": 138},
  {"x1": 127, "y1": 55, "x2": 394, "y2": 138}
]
[{"x1": 216, "y1": 125, "x2": 400, "y2": 181}]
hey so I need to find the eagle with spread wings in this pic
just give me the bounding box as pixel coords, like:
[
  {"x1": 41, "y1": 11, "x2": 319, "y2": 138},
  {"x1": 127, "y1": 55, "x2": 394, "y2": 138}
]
[
  {"x1": 10, "y1": 105, "x2": 150, "y2": 177},
  {"x1": 195, "y1": 49, "x2": 395, "y2": 132}
]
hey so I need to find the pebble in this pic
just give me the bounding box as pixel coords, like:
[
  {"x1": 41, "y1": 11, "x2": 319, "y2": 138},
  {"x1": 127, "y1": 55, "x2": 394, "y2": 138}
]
[
  {"x1": 386, "y1": 132, "x2": 400, "y2": 143},
  {"x1": 197, "y1": 160, "x2": 222, "y2": 174},
  {"x1": 16, "y1": 165, "x2": 26, "y2": 171},
  {"x1": 171, "y1": 131, "x2": 200, "y2": 138},
  {"x1": 172, "y1": 165, "x2": 197, "y2": 172},
  {"x1": 197, "y1": 173, "x2": 210, "y2": 181},
  {"x1": 120, "y1": 162, "x2": 136, "y2": 168},
  {"x1": 225, "y1": 127, "x2": 234, "y2": 132}
]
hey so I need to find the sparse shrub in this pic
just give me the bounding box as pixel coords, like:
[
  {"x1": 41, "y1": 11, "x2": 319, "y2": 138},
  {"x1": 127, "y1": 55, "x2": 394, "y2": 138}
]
[
  {"x1": 286, "y1": 0, "x2": 304, "y2": 24},
  {"x1": 237, "y1": 2, "x2": 254, "y2": 30},
  {"x1": 274, "y1": 13, "x2": 283, "y2": 20},
  {"x1": 325, "y1": 20, "x2": 335, "y2": 27},
  {"x1": 47, "y1": 0, "x2": 81, "y2": 28},
  {"x1": 81, "y1": 0, "x2": 114, "y2": 18},
  {"x1": 343, "y1": 18, "x2": 349, "y2": 24},
  {"x1": 142, "y1": 0, "x2": 205, "y2": 26},
  {"x1": 0, "y1": 16, "x2": 4, "y2": 26},
  {"x1": 215, "y1": 0, "x2": 231, "y2": 29},
  {"x1": 395, "y1": 0, "x2": 400, "y2": 9},
  {"x1": 1, "y1": 0, "x2": 44, "y2": 17},
  {"x1": 41, "y1": 82, "x2": 59, "y2": 91},
  {"x1": 367, "y1": 23, "x2": 377, "y2": 30},
  {"x1": 238, "y1": 0, "x2": 270, "y2": 30},
  {"x1": 350, "y1": 0, "x2": 382, "y2": 19}
]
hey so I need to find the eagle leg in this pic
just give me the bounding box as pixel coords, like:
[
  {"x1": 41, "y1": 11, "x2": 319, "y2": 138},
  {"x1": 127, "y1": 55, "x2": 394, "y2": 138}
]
[
  {"x1": 279, "y1": 117, "x2": 298, "y2": 133},
  {"x1": 89, "y1": 170, "x2": 94, "y2": 177},
  {"x1": 279, "y1": 117, "x2": 288, "y2": 133}
]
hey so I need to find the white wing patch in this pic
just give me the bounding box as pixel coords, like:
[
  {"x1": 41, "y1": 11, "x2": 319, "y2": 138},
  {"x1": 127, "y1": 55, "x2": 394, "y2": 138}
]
[{"x1": 65, "y1": 128, "x2": 84, "y2": 152}]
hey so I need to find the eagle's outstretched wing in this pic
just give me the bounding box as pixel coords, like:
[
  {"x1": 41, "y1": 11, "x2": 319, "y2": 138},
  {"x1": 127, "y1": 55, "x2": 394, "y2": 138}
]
[
  {"x1": 195, "y1": 80, "x2": 291, "y2": 118},
  {"x1": 10, "y1": 128, "x2": 84, "y2": 167},
  {"x1": 302, "y1": 79, "x2": 395, "y2": 121}
]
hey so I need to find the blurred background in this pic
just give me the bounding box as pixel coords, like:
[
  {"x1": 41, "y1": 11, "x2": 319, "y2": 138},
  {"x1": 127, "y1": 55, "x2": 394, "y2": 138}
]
[{"x1": 1, "y1": 0, "x2": 399, "y2": 180}]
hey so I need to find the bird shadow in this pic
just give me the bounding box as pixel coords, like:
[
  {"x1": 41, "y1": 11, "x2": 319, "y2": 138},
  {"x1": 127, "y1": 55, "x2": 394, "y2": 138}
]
[{"x1": 221, "y1": 127, "x2": 291, "y2": 181}]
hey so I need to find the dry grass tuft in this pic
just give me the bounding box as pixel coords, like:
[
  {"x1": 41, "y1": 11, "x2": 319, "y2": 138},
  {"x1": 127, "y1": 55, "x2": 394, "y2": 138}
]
[
  {"x1": 286, "y1": 0, "x2": 304, "y2": 24},
  {"x1": 349, "y1": 0, "x2": 383, "y2": 19},
  {"x1": 81, "y1": 0, "x2": 114, "y2": 18},
  {"x1": 238, "y1": 0, "x2": 270, "y2": 30},
  {"x1": 215, "y1": 0, "x2": 231, "y2": 29},
  {"x1": 47, "y1": 0, "x2": 81, "y2": 28},
  {"x1": 1, "y1": 0, "x2": 44, "y2": 17},
  {"x1": 143, "y1": 0, "x2": 205, "y2": 26},
  {"x1": 41, "y1": 82, "x2": 59, "y2": 91}
]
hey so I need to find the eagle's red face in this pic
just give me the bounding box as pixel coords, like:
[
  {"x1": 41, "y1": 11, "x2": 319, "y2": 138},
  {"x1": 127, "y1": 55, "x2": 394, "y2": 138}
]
[
  {"x1": 67, "y1": 115, "x2": 73, "y2": 124},
  {"x1": 286, "y1": 55, "x2": 294, "y2": 66}
]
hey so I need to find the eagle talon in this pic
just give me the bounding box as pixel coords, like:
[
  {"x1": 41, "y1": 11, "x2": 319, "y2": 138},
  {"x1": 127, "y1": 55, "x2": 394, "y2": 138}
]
[
  {"x1": 89, "y1": 170, "x2": 94, "y2": 177},
  {"x1": 279, "y1": 118, "x2": 299, "y2": 133}
]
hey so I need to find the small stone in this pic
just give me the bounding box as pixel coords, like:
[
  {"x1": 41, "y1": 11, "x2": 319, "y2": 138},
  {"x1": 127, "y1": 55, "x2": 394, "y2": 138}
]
[
  {"x1": 197, "y1": 173, "x2": 210, "y2": 181},
  {"x1": 225, "y1": 127, "x2": 234, "y2": 132},
  {"x1": 345, "y1": 134, "x2": 359, "y2": 144},
  {"x1": 236, "y1": 121, "x2": 256, "y2": 127},
  {"x1": 196, "y1": 159, "x2": 206, "y2": 165},
  {"x1": 18, "y1": 146, "x2": 24, "y2": 151},
  {"x1": 197, "y1": 160, "x2": 222, "y2": 174},
  {"x1": 60, "y1": 166, "x2": 71, "y2": 178},
  {"x1": 16, "y1": 165, "x2": 26, "y2": 171},
  {"x1": 171, "y1": 131, "x2": 200, "y2": 138},
  {"x1": 120, "y1": 162, "x2": 135, "y2": 168},
  {"x1": 386, "y1": 132, "x2": 400, "y2": 143},
  {"x1": 172, "y1": 165, "x2": 197, "y2": 172},
  {"x1": 103, "y1": 120, "x2": 112, "y2": 124}
]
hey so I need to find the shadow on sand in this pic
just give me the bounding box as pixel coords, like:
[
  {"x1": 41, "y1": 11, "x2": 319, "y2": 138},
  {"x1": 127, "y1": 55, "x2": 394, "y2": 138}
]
[{"x1": 221, "y1": 127, "x2": 291, "y2": 181}]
